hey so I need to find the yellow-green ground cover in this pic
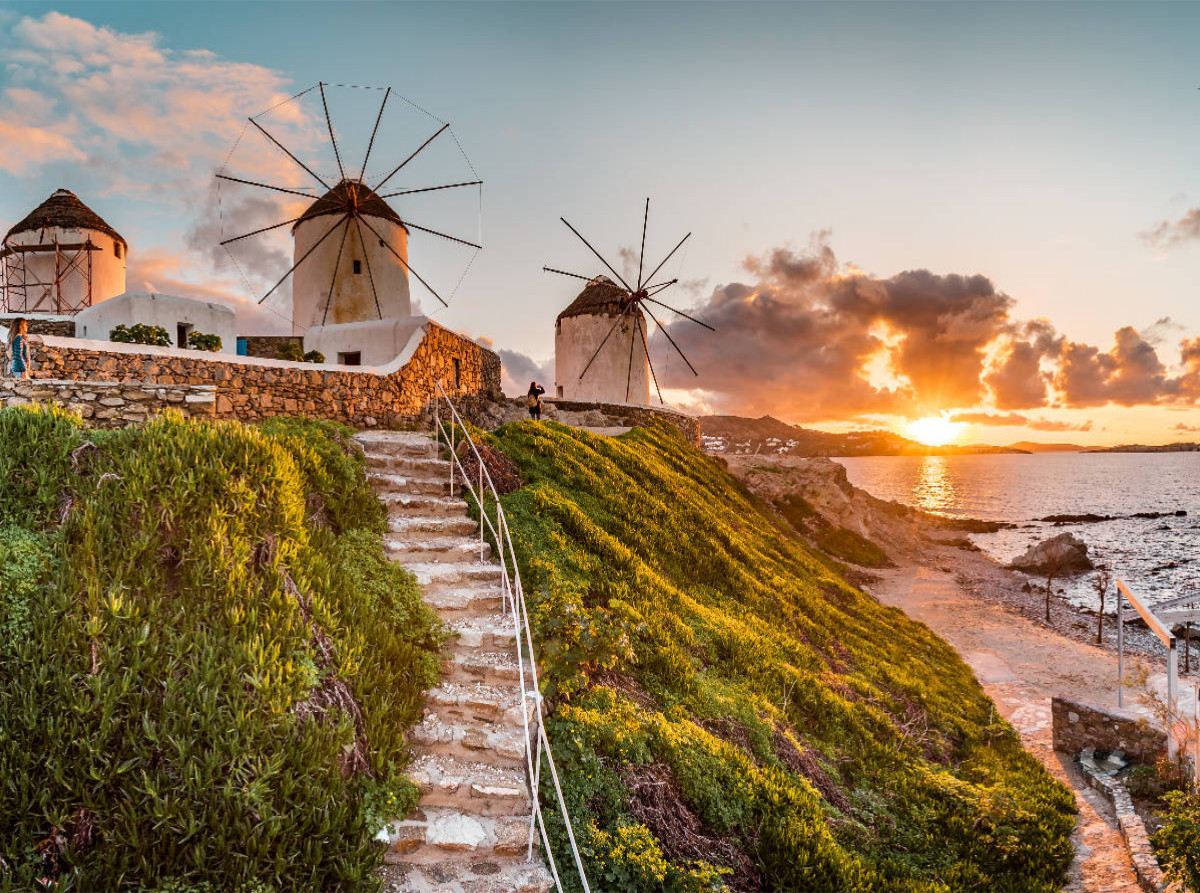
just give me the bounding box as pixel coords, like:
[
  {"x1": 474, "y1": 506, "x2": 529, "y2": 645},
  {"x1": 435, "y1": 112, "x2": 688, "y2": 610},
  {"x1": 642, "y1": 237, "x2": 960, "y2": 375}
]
[
  {"x1": 485, "y1": 420, "x2": 1076, "y2": 892},
  {"x1": 0, "y1": 408, "x2": 441, "y2": 892}
]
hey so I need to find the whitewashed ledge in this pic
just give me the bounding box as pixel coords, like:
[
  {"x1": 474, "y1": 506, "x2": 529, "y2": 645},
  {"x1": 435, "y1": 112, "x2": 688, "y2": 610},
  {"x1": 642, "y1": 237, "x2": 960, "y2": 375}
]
[
  {"x1": 0, "y1": 377, "x2": 216, "y2": 425},
  {"x1": 1077, "y1": 749, "x2": 1176, "y2": 893}
]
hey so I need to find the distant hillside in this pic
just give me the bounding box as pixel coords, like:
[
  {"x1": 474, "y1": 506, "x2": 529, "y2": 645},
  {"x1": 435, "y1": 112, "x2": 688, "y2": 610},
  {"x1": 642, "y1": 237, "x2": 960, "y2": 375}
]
[
  {"x1": 701, "y1": 414, "x2": 1027, "y2": 457},
  {"x1": 487, "y1": 419, "x2": 1073, "y2": 892},
  {"x1": 1008, "y1": 441, "x2": 1084, "y2": 453},
  {"x1": 1089, "y1": 442, "x2": 1200, "y2": 453}
]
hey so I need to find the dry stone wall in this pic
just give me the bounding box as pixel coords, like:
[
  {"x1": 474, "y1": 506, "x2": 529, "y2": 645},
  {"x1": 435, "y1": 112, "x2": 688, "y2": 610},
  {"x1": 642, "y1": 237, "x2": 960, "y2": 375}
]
[
  {"x1": 0, "y1": 378, "x2": 215, "y2": 426},
  {"x1": 544, "y1": 398, "x2": 700, "y2": 445},
  {"x1": 0, "y1": 315, "x2": 76, "y2": 337},
  {"x1": 239, "y1": 335, "x2": 303, "y2": 359},
  {"x1": 0, "y1": 322, "x2": 501, "y2": 429},
  {"x1": 1051, "y1": 696, "x2": 1167, "y2": 764}
]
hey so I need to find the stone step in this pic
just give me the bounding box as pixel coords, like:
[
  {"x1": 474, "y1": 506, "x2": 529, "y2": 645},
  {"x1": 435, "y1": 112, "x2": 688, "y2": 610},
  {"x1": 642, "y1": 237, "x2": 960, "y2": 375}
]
[
  {"x1": 390, "y1": 514, "x2": 479, "y2": 537},
  {"x1": 387, "y1": 536, "x2": 492, "y2": 564},
  {"x1": 421, "y1": 583, "x2": 506, "y2": 620},
  {"x1": 406, "y1": 754, "x2": 531, "y2": 816},
  {"x1": 384, "y1": 808, "x2": 535, "y2": 862},
  {"x1": 355, "y1": 432, "x2": 439, "y2": 459},
  {"x1": 380, "y1": 493, "x2": 467, "y2": 519},
  {"x1": 425, "y1": 681, "x2": 538, "y2": 727},
  {"x1": 404, "y1": 560, "x2": 503, "y2": 587},
  {"x1": 444, "y1": 650, "x2": 522, "y2": 687},
  {"x1": 450, "y1": 614, "x2": 519, "y2": 653},
  {"x1": 364, "y1": 454, "x2": 451, "y2": 477},
  {"x1": 368, "y1": 472, "x2": 450, "y2": 497},
  {"x1": 409, "y1": 713, "x2": 529, "y2": 770},
  {"x1": 381, "y1": 856, "x2": 553, "y2": 893}
]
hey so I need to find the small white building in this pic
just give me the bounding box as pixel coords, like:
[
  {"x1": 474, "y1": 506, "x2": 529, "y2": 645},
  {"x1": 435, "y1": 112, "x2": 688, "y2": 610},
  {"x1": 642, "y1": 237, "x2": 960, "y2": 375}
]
[
  {"x1": 1, "y1": 189, "x2": 127, "y2": 314},
  {"x1": 554, "y1": 276, "x2": 649, "y2": 404},
  {"x1": 291, "y1": 180, "x2": 411, "y2": 330},
  {"x1": 75, "y1": 292, "x2": 237, "y2": 353}
]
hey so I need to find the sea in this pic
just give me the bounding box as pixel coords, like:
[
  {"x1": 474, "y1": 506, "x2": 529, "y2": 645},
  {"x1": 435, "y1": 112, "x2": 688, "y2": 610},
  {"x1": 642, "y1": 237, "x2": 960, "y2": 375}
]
[{"x1": 836, "y1": 451, "x2": 1200, "y2": 613}]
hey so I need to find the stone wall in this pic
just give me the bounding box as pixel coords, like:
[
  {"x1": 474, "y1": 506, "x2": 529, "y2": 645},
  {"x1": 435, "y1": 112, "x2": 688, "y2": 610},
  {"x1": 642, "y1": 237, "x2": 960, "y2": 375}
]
[
  {"x1": 0, "y1": 314, "x2": 76, "y2": 337},
  {"x1": 544, "y1": 398, "x2": 700, "y2": 445},
  {"x1": 240, "y1": 335, "x2": 303, "y2": 360},
  {"x1": 1, "y1": 321, "x2": 501, "y2": 429},
  {"x1": 0, "y1": 378, "x2": 215, "y2": 426},
  {"x1": 1051, "y1": 696, "x2": 1167, "y2": 764},
  {"x1": 1078, "y1": 755, "x2": 1169, "y2": 893}
]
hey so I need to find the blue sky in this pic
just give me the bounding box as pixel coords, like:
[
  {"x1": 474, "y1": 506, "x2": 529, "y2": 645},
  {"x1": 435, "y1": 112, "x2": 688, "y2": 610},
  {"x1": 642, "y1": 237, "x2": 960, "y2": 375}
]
[{"x1": 4, "y1": 2, "x2": 1200, "y2": 442}]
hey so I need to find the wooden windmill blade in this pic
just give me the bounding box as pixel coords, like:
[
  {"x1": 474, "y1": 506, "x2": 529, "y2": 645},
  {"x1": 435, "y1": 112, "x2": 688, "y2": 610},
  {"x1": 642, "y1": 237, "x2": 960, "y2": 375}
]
[{"x1": 544, "y1": 198, "x2": 711, "y2": 404}]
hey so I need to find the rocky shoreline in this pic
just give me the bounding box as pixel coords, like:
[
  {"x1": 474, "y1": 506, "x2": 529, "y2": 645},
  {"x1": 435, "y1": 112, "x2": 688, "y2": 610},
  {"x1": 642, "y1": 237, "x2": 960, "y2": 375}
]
[{"x1": 717, "y1": 453, "x2": 1171, "y2": 665}]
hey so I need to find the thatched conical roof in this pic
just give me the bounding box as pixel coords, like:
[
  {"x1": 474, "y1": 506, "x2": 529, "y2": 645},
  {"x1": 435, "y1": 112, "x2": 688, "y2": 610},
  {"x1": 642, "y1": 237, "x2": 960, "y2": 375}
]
[
  {"x1": 557, "y1": 275, "x2": 637, "y2": 322},
  {"x1": 292, "y1": 179, "x2": 406, "y2": 232},
  {"x1": 5, "y1": 189, "x2": 126, "y2": 247}
]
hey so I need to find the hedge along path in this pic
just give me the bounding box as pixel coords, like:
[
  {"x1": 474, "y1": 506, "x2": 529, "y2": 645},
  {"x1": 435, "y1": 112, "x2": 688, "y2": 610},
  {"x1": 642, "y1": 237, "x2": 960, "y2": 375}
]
[
  {"x1": 0, "y1": 407, "x2": 444, "y2": 892},
  {"x1": 358, "y1": 430, "x2": 552, "y2": 893}
]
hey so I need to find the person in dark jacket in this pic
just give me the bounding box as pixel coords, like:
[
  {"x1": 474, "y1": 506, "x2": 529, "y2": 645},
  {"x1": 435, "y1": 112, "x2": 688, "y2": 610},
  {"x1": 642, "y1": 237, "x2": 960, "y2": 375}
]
[{"x1": 527, "y1": 381, "x2": 545, "y2": 420}]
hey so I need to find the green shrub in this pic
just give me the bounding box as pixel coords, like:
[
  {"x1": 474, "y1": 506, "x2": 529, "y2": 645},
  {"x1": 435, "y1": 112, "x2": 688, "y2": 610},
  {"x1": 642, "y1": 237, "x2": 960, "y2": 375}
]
[
  {"x1": 277, "y1": 342, "x2": 304, "y2": 362},
  {"x1": 0, "y1": 526, "x2": 53, "y2": 650},
  {"x1": 488, "y1": 420, "x2": 1075, "y2": 892},
  {"x1": 1127, "y1": 757, "x2": 1190, "y2": 801},
  {"x1": 1154, "y1": 790, "x2": 1200, "y2": 890},
  {"x1": 186, "y1": 331, "x2": 222, "y2": 352},
  {"x1": 109, "y1": 323, "x2": 171, "y2": 347},
  {"x1": 0, "y1": 408, "x2": 441, "y2": 892},
  {"x1": 276, "y1": 343, "x2": 322, "y2": 363}
]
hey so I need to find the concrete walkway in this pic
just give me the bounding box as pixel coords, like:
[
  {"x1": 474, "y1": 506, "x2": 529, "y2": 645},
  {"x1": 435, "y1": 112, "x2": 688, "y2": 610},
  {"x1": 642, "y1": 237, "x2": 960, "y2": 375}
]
[{"x1": 871, "y1": 564, "x2": 1148, "y2": 893}]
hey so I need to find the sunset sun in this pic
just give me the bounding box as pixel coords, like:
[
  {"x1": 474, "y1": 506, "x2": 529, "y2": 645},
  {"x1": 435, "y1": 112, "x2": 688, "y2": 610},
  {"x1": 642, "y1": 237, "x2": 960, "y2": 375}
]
[{"x1": 906, "y1": 415, "x2": 964, "y2": 447}]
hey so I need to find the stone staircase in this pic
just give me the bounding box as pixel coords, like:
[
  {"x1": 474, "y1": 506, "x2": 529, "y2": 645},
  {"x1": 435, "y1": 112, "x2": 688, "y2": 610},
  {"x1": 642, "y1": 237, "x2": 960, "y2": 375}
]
[{"x1": 357, "y1": 431, "x2": 554, "y2": 893}]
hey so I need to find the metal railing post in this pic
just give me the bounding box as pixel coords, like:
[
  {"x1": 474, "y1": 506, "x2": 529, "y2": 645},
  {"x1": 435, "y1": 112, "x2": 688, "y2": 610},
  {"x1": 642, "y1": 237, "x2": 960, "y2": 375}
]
[{"x1": 479, "y1": 462, "x2": 485, "y2": 561}]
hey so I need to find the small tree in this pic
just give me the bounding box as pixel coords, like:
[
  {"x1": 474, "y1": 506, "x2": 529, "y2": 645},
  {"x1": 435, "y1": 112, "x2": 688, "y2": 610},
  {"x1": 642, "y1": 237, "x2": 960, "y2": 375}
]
[
  {"x1": 1093, "y1": 565, "x2": 1111, "y2": 644},
  {"x1": 1043, "y1": 548, "x2": 1068, "y2": 623}
]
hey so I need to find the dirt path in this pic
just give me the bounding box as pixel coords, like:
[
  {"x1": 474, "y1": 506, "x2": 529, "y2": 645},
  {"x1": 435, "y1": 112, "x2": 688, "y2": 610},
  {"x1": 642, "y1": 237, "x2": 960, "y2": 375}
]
[{"x1": 870, "y1": 563, "x2": 1151, "y2": 893}]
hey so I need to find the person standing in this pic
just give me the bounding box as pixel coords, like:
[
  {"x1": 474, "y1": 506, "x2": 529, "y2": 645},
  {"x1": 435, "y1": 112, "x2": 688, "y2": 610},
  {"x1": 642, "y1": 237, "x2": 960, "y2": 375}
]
[
  {"x1": 7, "y1": 318, "x2": 29, "y2": 380},
  {"x1": 527, "y1": 380, "x2": 545, "y2": 421}
]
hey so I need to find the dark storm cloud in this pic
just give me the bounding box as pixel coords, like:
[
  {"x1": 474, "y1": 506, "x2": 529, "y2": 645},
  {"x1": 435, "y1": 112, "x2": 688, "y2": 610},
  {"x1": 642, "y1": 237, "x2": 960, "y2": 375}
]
[
  {"x1": 650, "y1": 237, "x2": 1200, "y2": 421},
  {"x1": 652, "y1": 239, "x2": 1014, "y2": 419}
]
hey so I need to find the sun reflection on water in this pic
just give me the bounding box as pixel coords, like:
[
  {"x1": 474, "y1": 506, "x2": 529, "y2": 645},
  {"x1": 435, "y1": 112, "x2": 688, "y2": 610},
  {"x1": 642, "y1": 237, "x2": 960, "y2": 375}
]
[{"x1": 912, "y1": 456, "x2": 957, "y2": 514}]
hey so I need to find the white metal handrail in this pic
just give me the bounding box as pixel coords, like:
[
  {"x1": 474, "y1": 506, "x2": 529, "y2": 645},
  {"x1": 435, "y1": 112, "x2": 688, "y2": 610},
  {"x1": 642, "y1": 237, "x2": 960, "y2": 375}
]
[{"x1": 430, "y1": 382, "x2": 591, "y2": 893}]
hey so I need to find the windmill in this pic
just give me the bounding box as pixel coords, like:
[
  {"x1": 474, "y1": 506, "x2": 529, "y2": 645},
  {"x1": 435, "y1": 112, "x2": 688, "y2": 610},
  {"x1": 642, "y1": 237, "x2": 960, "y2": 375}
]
[
  {"x1": 543, "y1": 199, "x2": 713, "y2": 405},
  {"x1": 215, "y1": 82, "x2": 482, "y2": 331}
]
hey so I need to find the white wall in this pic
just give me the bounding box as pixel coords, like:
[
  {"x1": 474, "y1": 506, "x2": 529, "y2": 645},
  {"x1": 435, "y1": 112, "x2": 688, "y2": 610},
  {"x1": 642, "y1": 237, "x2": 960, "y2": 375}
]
[
  {"x1": 304, "y1": 316, "x2": 428, "y2": 366},
  {"x1": 75, "y1": 292, "x2": 237, "y2": 353},
  {"x1": 555, "y1": 310, "x2": 650, "y2": 404},
  {"x1": 292, "y1": 214, "x2": 411, "y2": 329},
  {"x1": 5, "y1": 226, "x2": 125, "y2": 313}
]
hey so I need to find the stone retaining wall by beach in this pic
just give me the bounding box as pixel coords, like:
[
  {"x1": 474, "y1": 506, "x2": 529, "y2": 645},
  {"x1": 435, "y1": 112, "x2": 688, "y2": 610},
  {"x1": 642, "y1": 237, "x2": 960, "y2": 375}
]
[
  {"x1": 544, "y1": 398, "x2": 700, "y2": 445},
  {"x1": 0, "y1": 322, "x2": 501, "y2": 429},
  {"x1": 1052, "y1": 696, "x2": 1168, "y2": 764},
  {"x1": 1078, "y1": 756, "x2": 1170, "y2": 893}
]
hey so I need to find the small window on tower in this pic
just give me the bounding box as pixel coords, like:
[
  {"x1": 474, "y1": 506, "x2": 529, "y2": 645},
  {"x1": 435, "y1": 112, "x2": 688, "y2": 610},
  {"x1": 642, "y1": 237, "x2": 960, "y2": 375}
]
[
  {"x1": 353, "y1": 260, "x2": 362, "y2": 275},
  {"x1": 114, "y1": 241, "x2": 122, "y2": 259}
]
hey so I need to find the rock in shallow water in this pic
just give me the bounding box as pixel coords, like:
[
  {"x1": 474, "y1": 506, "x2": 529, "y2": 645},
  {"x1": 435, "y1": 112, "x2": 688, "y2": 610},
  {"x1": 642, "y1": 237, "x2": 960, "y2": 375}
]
[{"x1": 1009, "y1": 532, "x2": 1095, "y2": 575}]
